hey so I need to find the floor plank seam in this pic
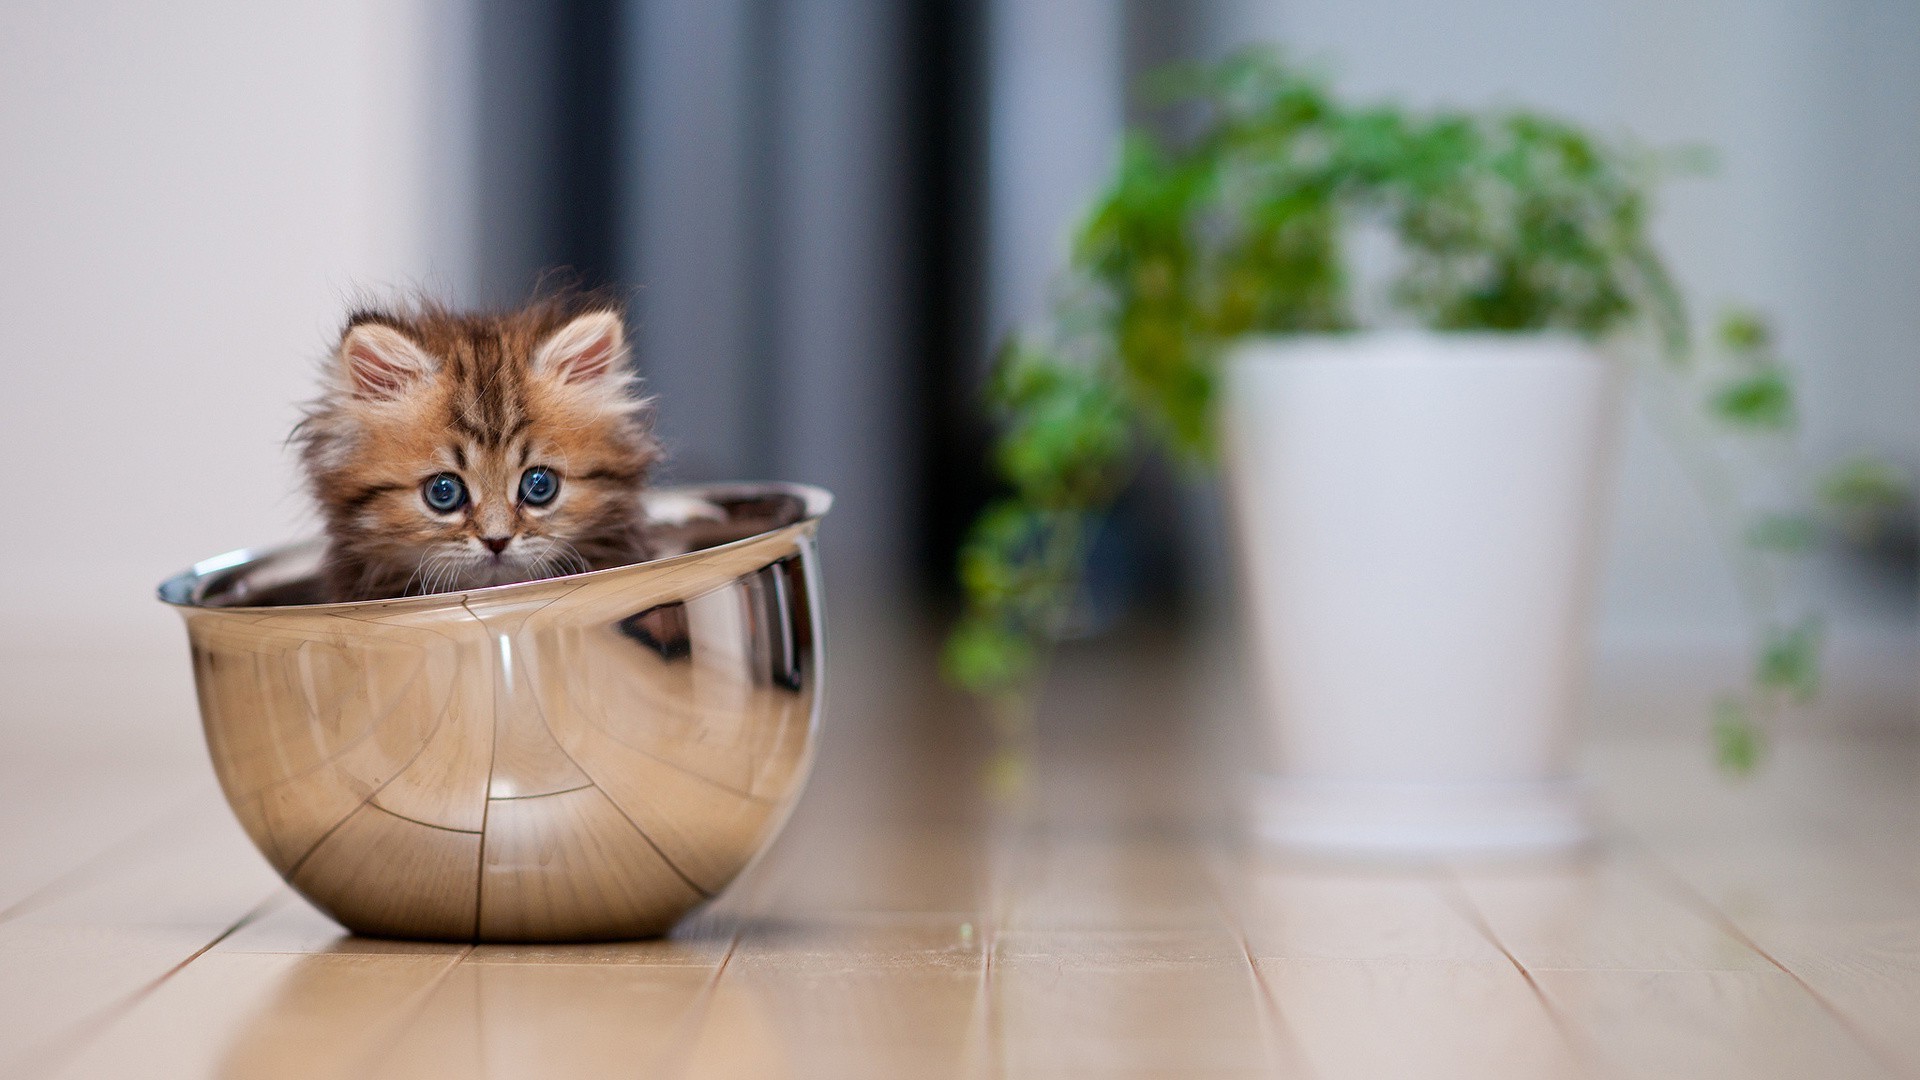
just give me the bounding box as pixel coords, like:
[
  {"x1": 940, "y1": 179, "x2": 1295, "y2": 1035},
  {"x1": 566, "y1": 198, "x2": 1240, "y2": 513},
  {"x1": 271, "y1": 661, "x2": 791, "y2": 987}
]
[
  {"x1": 0, "y1": 793, "x2": 202, "y2": 927},
  {"x1": 1624, "y1": 834, "x2": 1909, "y2": 1076},
  {"x1": 979, "y1": 913, "x2": 1002, "y2": 1080},
  {"x1": 1435, "y1": 869, "x2": 1598, "y2": 1077},
  {"x1": 981, "y1": 817, "x2": 1021, "y2": 1080},
  {"x1": 3, "y1": 888, "x2": 288, "y2": 1080},
  {"x1": 341, "y1": 942, "x2": 478, "y2": 1077},
  {"x1": 1196, "y1": 844, "x2": 1310, "y2": 1077},
  {"x1": 659, "y1": 927, "x2": 742, "y2": 1079},
  {"x1": 1234, "y1": 930, "x2": 1304, "y2": 1078}
]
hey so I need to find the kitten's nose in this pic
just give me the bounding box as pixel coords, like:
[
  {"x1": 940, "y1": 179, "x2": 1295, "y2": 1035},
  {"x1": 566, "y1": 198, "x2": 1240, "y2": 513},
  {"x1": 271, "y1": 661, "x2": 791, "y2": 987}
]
[{"x1": 482, "y1": 536, "x2": 512, "y2": 554}]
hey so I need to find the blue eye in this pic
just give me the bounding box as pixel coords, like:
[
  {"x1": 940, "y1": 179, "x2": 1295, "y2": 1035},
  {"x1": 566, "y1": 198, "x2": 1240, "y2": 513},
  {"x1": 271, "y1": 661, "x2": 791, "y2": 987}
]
[
  {"x1": 423, "y1": 473, "x2": 467, "y2": 512},
  {"x1": 519, "y1": 467, "x2": 559, "y2": 506}
]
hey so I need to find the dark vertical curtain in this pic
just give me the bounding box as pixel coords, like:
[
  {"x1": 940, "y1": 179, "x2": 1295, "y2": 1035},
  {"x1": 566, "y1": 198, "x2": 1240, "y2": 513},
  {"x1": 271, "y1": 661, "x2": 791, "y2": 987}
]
[
  {"x1": 473, "y1": 0, "x2": 625, "y2": 300},
  {"x1": 470, "y1": 0, "x2": 994, "y2": 602}
]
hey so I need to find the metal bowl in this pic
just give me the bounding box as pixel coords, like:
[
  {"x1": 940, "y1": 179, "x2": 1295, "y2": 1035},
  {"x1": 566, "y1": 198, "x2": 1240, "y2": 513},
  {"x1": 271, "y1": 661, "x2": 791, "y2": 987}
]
[{"x1": 159, "y1": 483, "x2": 829, "y2": 942}]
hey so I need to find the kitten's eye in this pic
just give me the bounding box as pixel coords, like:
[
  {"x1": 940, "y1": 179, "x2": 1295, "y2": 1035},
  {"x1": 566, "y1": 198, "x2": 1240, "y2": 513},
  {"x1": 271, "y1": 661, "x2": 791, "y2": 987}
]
[
  {"x1": 423, "y1": 473, "x2": 467, "y2": 513},
  {"x1": 519, "y1": 467, "x2": 560, "y2": 506}
]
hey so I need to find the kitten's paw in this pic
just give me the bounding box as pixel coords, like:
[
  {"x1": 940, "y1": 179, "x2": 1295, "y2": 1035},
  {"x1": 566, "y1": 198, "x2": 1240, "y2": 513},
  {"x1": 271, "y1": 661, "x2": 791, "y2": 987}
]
[{"x1": 644, "y1": 491, "x2": 727, "y2": 526}]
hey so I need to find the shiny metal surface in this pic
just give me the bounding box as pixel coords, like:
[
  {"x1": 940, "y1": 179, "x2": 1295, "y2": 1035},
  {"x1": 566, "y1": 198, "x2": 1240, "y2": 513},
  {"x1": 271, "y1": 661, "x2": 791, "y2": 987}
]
[{"x1": 159, "y1": 483, "x2": 830, "y2": 942}]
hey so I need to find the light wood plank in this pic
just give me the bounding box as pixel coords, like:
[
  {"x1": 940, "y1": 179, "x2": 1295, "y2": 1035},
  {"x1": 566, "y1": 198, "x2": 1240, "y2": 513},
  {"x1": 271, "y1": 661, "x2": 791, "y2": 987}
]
[
  {"x1": 1726, "y1": 915, "x2": 1920, "y2": 1074},
  {"x1": 0, "y1": 796, "x2": 196, "y2": 922},
  {"x1": 1532, "y1": 967, "x2": 1894, "y2": 1079},
  {"x1": 1452, "y1": 856, "x2": 1775, "y2": 972},
  {"x1": 49, "y1": 951, "x2": 461, "y2": 1080},
  {"x1": 1260, "y1": 956, "x2": 1586, "y2": 1080},
  {"x1": 0, "y1": 643, "x2": 208, "y2": 916},
  {"x1": 1216, "y1": 858, "x2": 1567, "y2": 1077},
  {"x1": 1222, "y1": 859, "x2": 1506, "y2": 964},
  {"x1": 0, "y1": 794, "x2": 282, "y2": 1075},
  {"x1": 676, "y1": 913, "x2": 988, "y2": 1080},
  {"x1": 367, "y1": 959, "x2": 723, "y2": 1079},
  {"x1": 1645, "y1": 837, "x2": 1920, "y2": 922},
  {"x1": 1002, "y1": 832, "x2": 1228, "y2": 932},
  {"x1": 214, "y1": 895, "x2": 465, "y2": 958},
  {"x1": 464, "y1": 932, "x2": 735, "y2": 969},
  {"x1": 993, "y1": 929, "x2": 1281, "y2": 1079}
]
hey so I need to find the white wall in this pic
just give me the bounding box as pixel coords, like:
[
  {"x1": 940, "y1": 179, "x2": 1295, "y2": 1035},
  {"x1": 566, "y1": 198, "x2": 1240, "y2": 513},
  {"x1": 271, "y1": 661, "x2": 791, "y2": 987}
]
[{"x1": 0, "y1": 1, "x2": 470, "y2": 645}]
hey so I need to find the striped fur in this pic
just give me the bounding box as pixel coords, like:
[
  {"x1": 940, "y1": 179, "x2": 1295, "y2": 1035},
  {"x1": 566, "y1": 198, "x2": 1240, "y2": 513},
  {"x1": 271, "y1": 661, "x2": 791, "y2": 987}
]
[{"x1": 295, "y1": 292, "x2": 660, "y2": 602}]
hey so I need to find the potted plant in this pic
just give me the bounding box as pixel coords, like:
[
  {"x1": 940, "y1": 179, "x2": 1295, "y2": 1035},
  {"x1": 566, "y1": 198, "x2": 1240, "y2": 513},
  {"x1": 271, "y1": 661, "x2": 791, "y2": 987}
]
[{"x1": 945, "y1": 51, "x2": 1878, "y2": 854}]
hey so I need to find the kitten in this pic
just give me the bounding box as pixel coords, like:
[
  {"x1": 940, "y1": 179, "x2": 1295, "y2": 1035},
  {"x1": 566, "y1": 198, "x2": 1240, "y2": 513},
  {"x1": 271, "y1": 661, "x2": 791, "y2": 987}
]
[{"x1": 296, "y1": 293, "x2": 661, "y2": 602}]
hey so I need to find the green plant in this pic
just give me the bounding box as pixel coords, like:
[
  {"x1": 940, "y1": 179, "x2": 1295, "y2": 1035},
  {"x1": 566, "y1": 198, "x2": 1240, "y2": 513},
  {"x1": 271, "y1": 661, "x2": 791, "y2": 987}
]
[
  {"x1": 1641, "y1": 310, "x2": 1905, "y2": 770},
  {"x1": 945, "y1": 49, "x2": 1896, "y2": 771}
]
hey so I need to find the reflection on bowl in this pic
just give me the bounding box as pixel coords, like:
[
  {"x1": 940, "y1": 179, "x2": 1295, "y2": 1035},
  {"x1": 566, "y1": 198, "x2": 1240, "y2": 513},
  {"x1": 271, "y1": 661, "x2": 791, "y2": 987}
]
[{"x1": 159, "y1": 483, "x2": 830, "y2": 942}]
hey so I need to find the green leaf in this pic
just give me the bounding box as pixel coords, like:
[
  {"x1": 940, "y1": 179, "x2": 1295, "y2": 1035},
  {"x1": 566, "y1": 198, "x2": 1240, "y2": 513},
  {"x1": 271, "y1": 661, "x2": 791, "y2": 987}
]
[
  {"x1": 1717, "y1": 309, "x2": 1771, "y2": 353},
  {"x1": 957, "y1": 503, "x2": 1049, "y2": 610},
  {"x1": 1709, "y1": 369, "x2": 1794, "y2": 431},
  {"x1": 942, "y1": 617, "x2": 1035, "y2": 695},
  {"x1": 1820, "y1": 456, "x2": 1909, "y2": 513},
  {"x1": 1756, "y1": 619, "x2": 1822, "y2": 703},
  {"x1": 1743, "y1": 513, "x2": 1820, "y2": 553},
  {"x1": 989, "y1": 352, "x2": 1134, "y2": 508},
  {"x1": 1713, "y1": 696, "x2": 1763, "y2": 775}
]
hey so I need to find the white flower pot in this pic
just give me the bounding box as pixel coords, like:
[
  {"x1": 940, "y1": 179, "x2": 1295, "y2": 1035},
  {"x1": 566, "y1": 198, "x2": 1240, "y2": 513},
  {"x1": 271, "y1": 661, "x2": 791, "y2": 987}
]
[{"x1": 1223, "y1": 332, "x2": 1621, "y2": 855}]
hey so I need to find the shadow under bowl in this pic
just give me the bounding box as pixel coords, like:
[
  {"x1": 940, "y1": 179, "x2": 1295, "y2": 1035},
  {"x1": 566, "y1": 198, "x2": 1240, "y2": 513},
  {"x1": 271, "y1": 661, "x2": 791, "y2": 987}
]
[{"x1": 158, "y1": 482, "x2": 830, "y2": 942}]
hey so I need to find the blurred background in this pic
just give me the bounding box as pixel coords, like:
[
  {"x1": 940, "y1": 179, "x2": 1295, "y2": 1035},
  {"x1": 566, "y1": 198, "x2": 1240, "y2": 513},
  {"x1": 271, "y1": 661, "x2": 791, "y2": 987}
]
[{"x1": 1, "y1": 0, "x2": 1914, "y2": 734}]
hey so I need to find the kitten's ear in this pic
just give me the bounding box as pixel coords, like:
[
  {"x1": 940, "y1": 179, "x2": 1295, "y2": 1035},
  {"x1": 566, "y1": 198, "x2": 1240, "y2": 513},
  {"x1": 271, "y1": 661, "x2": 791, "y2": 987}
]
[
  {"x1": 533, "y1": 310, "x2": 628, "y2": 385},
  {"x1": 338, "y1": 323, "x2": 437, "y2": 399}
]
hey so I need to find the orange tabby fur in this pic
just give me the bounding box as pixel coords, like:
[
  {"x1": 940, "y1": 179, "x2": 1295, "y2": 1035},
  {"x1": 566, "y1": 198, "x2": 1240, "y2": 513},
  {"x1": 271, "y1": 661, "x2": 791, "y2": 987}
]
[{"x1": 296, "y1": 293, "x2": 660, "y2": 602}]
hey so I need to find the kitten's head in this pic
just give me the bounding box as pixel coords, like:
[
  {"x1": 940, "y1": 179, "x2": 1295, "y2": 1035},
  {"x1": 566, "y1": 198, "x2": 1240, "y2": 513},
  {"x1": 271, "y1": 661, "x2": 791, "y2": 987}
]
[{"x1": 298, "y1": 293, "x2": 659, "y2": 600}]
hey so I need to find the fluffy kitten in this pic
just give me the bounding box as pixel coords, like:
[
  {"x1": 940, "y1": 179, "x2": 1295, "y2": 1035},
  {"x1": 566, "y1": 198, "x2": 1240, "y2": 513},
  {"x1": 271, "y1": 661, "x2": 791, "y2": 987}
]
[{"x1": 296, "y1": 293, "x2": 660, "y2": 602}]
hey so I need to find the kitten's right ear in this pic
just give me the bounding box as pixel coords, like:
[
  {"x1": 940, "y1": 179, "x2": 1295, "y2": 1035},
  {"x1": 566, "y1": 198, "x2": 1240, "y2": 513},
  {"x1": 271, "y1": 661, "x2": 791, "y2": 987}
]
[{"x1": 337, "y1": 322, "x2": 436, "y2": 400}]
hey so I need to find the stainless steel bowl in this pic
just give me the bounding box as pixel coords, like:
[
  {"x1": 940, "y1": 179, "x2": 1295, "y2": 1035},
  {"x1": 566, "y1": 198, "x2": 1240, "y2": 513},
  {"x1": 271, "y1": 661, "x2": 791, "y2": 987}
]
[{"x1": 159, "y1": 483, "x2": 829, "y2": 942}]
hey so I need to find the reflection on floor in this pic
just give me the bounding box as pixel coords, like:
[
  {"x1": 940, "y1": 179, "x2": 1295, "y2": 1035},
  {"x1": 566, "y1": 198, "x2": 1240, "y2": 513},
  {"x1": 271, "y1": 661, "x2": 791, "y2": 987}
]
[{"x1": 0, "y1": 619, "x2": 1916, "y2": 1079}]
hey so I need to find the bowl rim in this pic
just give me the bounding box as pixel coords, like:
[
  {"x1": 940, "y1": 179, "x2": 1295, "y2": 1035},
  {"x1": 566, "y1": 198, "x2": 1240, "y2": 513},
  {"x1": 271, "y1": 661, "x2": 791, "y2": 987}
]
[{"x1": 157, "y1": 480, "x2": 832, "y2": 613}]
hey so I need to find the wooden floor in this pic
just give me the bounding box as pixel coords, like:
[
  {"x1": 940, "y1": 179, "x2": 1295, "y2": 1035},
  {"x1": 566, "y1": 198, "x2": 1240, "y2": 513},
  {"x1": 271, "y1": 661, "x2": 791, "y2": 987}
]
[{"x1": 2, "y1": 620, "x2": 1917, "y2": 1079}]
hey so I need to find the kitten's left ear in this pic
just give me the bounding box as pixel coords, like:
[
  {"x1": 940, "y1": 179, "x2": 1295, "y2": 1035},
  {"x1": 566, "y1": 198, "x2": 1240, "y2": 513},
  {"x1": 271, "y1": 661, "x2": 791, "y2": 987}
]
[
  {"x1": 338, "y1": 321, "x2": 438, "y2": 400},
  {"x1": 533, "y1": 310, "x2": 628, "y2": 385}
]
